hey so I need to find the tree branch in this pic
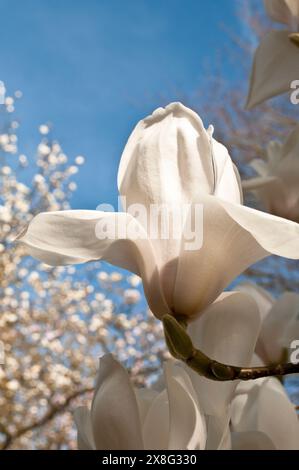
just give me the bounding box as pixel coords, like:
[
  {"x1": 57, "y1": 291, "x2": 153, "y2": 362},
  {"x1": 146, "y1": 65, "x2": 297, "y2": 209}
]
[
  {"x1": 1, "y1": 386, "x2": 94, "y2": 450},
  {"x1": 163, "y1": 315, "x2": 299, "y2": 381}
]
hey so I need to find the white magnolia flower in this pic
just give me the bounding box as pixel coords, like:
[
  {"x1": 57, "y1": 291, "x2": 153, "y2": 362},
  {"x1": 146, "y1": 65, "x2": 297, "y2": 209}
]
[
  {"x1": 74, "y1": 291, "x2": 262, "y2": 451},
  {"x1": 18, "y1": 103, "x2": 299, "y2": 321},
  {"x1": 231, "y1": 377, "x2": 299, "y2": 450},
  {"x1": 75, "y1": 293, "x2": 298, "y2": 450},
  {"x1": 237, "y1": 282, "x2": 299, "y2": 363},
  {"x1": 247, "y1": 0, "x2": 299, "y2": 108},
  {"x1": 242, "y1": 126, "x2": 299, "y2": 222},
  {"x1": 74, "y1": 354, "x2": 208, "y2": 450}
]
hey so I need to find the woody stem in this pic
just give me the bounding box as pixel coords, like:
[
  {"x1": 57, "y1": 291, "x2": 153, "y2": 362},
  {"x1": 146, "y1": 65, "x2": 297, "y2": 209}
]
[{"x1": 162, "y1": 314, "x2": 299, "y2": 381}]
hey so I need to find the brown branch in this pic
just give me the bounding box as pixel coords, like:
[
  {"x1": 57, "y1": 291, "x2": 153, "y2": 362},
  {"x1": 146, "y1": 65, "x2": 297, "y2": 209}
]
[{"x1": 163, "y1": 315, "x2": 299, "y2": 382}]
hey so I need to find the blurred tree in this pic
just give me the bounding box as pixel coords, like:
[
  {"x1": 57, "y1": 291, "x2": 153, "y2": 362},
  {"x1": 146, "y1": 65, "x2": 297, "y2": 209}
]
[{"x1": 0, "y1": 91, "x2": 167, "y2": 449}]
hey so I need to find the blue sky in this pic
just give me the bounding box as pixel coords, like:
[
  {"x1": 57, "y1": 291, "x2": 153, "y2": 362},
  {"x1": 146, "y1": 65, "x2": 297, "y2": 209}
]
[{"x1": 0, "y1": 0, "x2": 252, "y2": 208}]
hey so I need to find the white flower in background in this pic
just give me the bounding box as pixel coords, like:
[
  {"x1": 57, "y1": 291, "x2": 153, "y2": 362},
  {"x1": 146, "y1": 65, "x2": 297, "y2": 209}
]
[
  {"x1": 128, "y1": 274, "x2": 141, "y2": 287},
  {"x1": 242, "y1": 126, "x2": 299, "y2": 222},
  {"x1": 124, "y1": 288, "x2": 141, "y2": 304},
  {"x1": 237, "y1": 282, "x2": 299, "y2": 363},
  {"x1": 231, "y1": 377, "x2": 299, "y2": 450},
  {"x1": 75, "y1": 293, "x2": 299, "y2": 450},
  {"x1": 18, "y1": 103, "x2": 299, "y2": 321},
  {"x1": 247, "y1": 0, "x2": 299, "y2": 109}
]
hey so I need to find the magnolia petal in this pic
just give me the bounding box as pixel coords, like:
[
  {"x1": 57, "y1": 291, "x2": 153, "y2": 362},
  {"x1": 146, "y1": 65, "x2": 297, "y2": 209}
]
[
  {"x1": 91, "y1": 355, "x2": 143, "y2": 450},
  {"x1": 219, "y1": 197, "x2": 299, "y2": 258},
  {"x1": 173, "y1": 193, "x2": 299, "y2": 318},
  {"x1": 231, "y1": 431, "x2": 275, "y2": 450},
  {"x1": 118, "y1": 102, "x2": 241, "y2": 206},
  {"x1": 73, "y1": 407, "x2": 96, "y2": 450},
  {"x1": 173, "y1": 195, "x2": 267, "y2": 317},
  {"x1": 205, "y1": 413, "x2": 232, "y2": 450},
  {"x1": 164, "y1": 361, "x2": 207, "y2": 450},
  {"x1": 249, "y1": 158, "x2": 268, "y2": 177},
  {"x1": 242, "y1": 176, "x2": 279, "y2": 191},
  {"x1": 264, "y1": 0, "x2": 295, "y2": 25},
  {"x1": 187, "y1": 292, "x2": 261, "y2": 417},
  {"x1": 235, "y1": 282, "x2": 274, "y2": 321},
  {"x1": 281, "y1": 123, "x2": 299, "y2": 158},
  {"x1": 235, "y1": 282, "x2": 274, "y2": 362},
  {"x1": 118, "y1": 103, "x2": 210, "y2": 284},
  {"x1": 142, "y1": 390, "x2": 170, "y2": 450},
  {"x1": 17, "y1": 210, "x2": 170, "y2": 318},
  {"x1": 282, "y1": 313, "x2": 299, "y2": 349},
  {"x1": 267, "y1": 140, "x2": 283, "y2": 168},
  {"x1": 232, "y1": 378, "x2": 299, "y2": 450},
  {"x1": 233, "y1": 163, "x2": 244, "y2": 205},
  {"x1": 212, "y1": 138, "x2": 242, "y2": 204},
  {"x1": 118, "y1": 102, "x2": 215, "y2": 278},
  {"x1": 285, "y1": 0, "x2": 299, "y2": 23},
  {"x1": 246, "y1": 31, "x2": 299, "y2": 109},
  {"x1": 117, "y1": 103, "x2": 241, "y2": 274},
  {"x1": 135, "y1": 388, "x2": 159, "y2": 426},
  {"x1": 261, "y1": 292, "x2": 299, "y2": 362},
  {"x1": 118, "y1": 102, "x2": 214, "y2": 208}
]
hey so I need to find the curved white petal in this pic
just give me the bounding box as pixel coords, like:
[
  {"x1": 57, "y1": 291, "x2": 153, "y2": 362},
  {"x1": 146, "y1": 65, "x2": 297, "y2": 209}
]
[
  {"x1": 231, "y1": 377, "x2": 299, "y2": 450},
  {"x1": 119, "y1": 103, "x2": 241, "y2": 207},
  {"x1": 118, "y1": 102, "x2": 214, "y2": 209},
  {"x1": 205, "y1": 413, "x2": 232, "y2": 450},
  {"x1": 212, "y1": 138, "x2": 242, "y2": 204},
  {"x1": 235, "y1": 282, "x2": 274, "y2": 362},
  {"x1": 247, "y1": 31, "x2": 299, "y2": 109},
  {"x1": 171, "y1": 193, "x2": 299, "y2": 318},
  {"x1": 172, "y1": 195, "x2": 266, "y2": 317},
  {"x1": 249, "y1": 158, "x2": 269, "y2": 177},
  {"x1": 17, "y1": 210, "x2": 170, "y2": 318},
  {"x1": 235, "y1": 282, "x2": 274, "y2": 321},
  {"x1": 91, "y1": 355, "x2": 143, "y2": 450},
  {"x1": 164, "y1": 361, "x2": 207, "y2": 450},
  {"x1": 242, "y1": 176, "x2": 279, "y2": 191},
  {"x1": 261, "y1": 292, "x2": 299, "y2": 362},
  {"x1": 142, "y1": 389, "x2": 170, "y2": 450},
  {"x1": 233, "y1": 163, "x2": 244, "y2": 205},
  {"x1": 219, "y1": 197, "x2": 299, "y2": 258},
  {"x1": 118, "y1": 102, "x2": 215, "y2": 294},
  {"x1": 267, "y1": 140, "x2": 283, "y2": 167},
  {"x1": 117, "y1": 102, "x2": 242, "y2": 311},
  {"x1": 264, "y1": 0, "x2": 296, "y2": 25},
  {"x1": 187, "y1": 292, "x2": 261, "y2": 416},
  {"x1": 285, "y1": 0, "x2": 299, "y2": 24},
  {"x1": 135, "y1": 388, "x2": 159, "y2": 426},
  {"x1": 281, "y1": 123, "x2": 299, "y2": 159},
  {"x1": 231, "y1": 431, "x2": 276, "y2": 450},
  {"x1": 73, "y1": 406, "x2": 96, "y2": 450}
]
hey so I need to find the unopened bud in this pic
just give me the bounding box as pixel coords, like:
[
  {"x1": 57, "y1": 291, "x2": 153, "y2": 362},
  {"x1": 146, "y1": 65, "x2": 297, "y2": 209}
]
[
  {"x1": 289, "y1": 33, "x2": 299, "y2": 48},
  {"x1": 162, "y1": 314, "x2": 194, "y2": 361}
]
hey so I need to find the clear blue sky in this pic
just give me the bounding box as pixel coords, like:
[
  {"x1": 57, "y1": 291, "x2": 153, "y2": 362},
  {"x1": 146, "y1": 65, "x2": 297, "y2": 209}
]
[{"x1": 0, "y1": 0, "x2": 252, "y2": 208}]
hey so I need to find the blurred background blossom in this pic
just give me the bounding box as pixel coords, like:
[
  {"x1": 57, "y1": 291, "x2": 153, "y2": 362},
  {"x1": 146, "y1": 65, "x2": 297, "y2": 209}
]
[
  {"x1": 0, "y1": 0, "x2": 299, "y2": 449},
  {"x1": 0, "y1": 96, "x2": 167, "y2": 449}
]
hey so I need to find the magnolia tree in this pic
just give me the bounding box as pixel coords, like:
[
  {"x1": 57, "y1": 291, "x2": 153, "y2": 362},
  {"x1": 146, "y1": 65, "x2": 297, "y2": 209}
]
[{"x1": 2, "y1": 0, "x2": 299, "y2": 451}]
